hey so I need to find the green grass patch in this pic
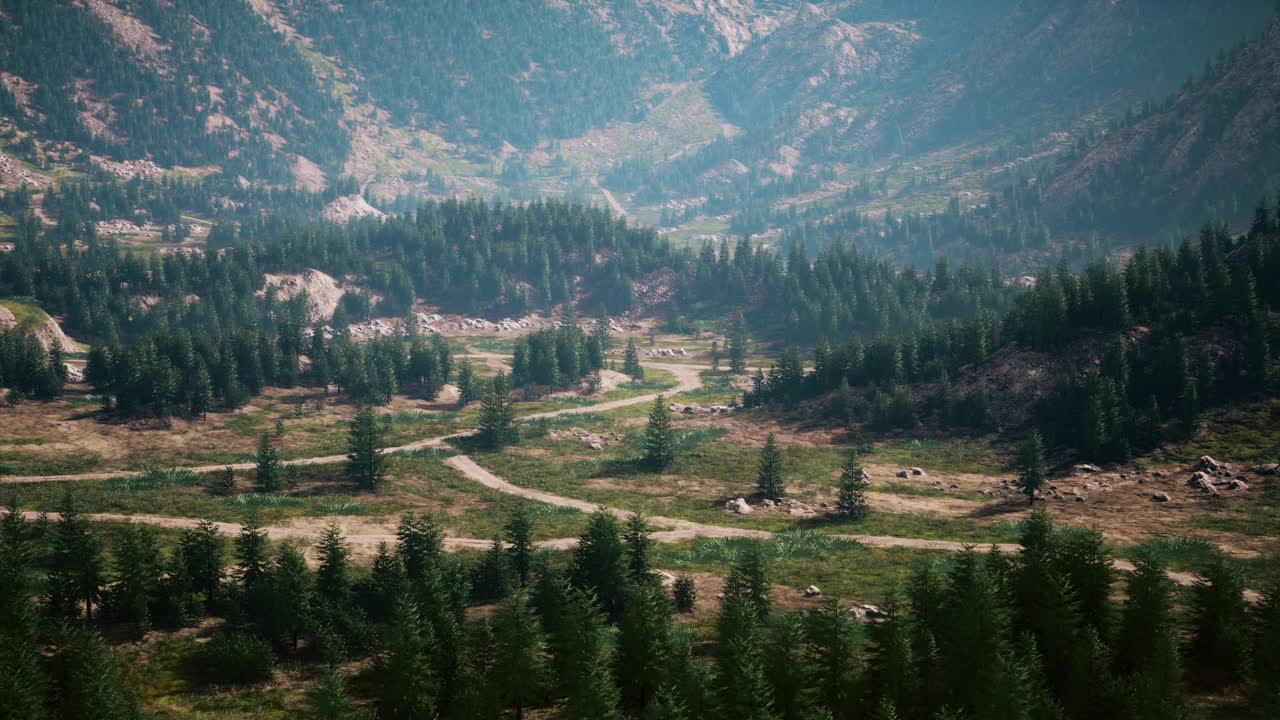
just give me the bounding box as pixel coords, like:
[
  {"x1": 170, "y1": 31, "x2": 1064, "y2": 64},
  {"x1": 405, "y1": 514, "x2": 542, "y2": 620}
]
[
  {"x1": 868, "y1": 437, "x2": 1007, "y2": 476},
  {"x1": 655, "y1": 533, "x2": 947, "y2": 603},
  {"x1": 0, "y1": 450, "x2": 102, "y2": 476},
  {"x1": 2, "y1": 465, "x2": 402, "y2": 525},
  {"x1": 0, "y1": 298, "x2": 51, "y2": 332},
  {"x1": 1154, "y1": 398, "x2": 1280, "y2": 466}
]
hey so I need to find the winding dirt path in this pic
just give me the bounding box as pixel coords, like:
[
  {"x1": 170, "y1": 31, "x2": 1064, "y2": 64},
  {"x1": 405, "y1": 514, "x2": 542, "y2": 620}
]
[
  {"x1": 0, "y1": 361, "x2": 703, "y2": 484},
  {"x1": 5, "y1": 360, "x2": 1253, "y2": 598}
]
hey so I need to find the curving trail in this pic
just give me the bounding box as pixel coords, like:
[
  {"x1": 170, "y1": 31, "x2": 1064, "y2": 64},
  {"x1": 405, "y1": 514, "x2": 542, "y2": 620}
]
[
  {"x1": 3, "y1": 359, "x2": 1252, "y2": 598},
  {"x1": 0, "y1": 361, "x2": 703, "y2": 485}
]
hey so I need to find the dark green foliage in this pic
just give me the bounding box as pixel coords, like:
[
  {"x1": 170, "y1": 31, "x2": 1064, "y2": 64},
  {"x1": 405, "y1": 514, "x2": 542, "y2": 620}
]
[
  {"x1": 756, "y1": 432, "x2": 785, "y2": 501},
  {"x1": 1016, "y1": 432, "x2": 1048, "y2": 505},
  {"x1": 254, "y1": 432, "x2": 283, "y2": 493},
  {"x1": 46, "y1": 490, "x2": 105, "y2": 621},
  {"x1": 617, "y1": 580, "x2": 673, "y2": 713},
  {"x1": 377, "y1": 596, "x2": 437, "y2": 720},
  {"x1": 1185, "y1": 555, "x2": 1250, "y2": 688},
  {"x1": 570, "y1": 510, "x2": 627, "y2": 619},
  {"x1": 0, "y1": 506, "x2": 47, "y2": 720},
  {"x1": 835, "y1": 450, "x2": 869, "y2": 520},
  {"x1": 505, "y1": 507, "x2": 535, "y2": 589},
  {"x1": 477, "y1": 371, "x2": 517, "y2": 449},
  {"x1": 346, "y1": 404, "x2": 388, "y2": 491},
  {"x1": 108, "y1": 525, "x2": 162, "y2": 637},
  {"x1": 492, "y1": 591, "x2": 550, "y2": 719},
  {"x1": 728, "y1": 313, "x2": 749, "y2": 375},
  {"x1": 308, "y1": 665, "x2": 356, "y2": 720},
  {"x1": 315, "y1": 522, "x2": 353, "y2": 605},
  {"x1": 624, "y1": 513, "x2": 655, "y2": 583},
  {"x1": 199, "y1": 630, "x2": 276, "y2": 686},
  {"x1": 644, "y1": 395, "x2": 676, "y2": 470},
  {"x1": 624, "y1": 338, "x2": 645, "y2": 380},
  {"x1": 672, "y1": 575, "x2": 697, "y2": 613}
]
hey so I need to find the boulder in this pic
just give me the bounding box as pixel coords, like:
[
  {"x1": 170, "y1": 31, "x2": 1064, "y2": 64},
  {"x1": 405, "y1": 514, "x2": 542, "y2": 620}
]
[
  {"x1": 1195, "y1": 456, "x2": 1229, "y2": 475},
  {"x1": 725, "y1": 498, "x2": 753, "y2": 514},
  {"x1": 1072, "y1": 464, "x2": 1102, "y2": 475},
  {"x1": 1152, "y1": 492, "x2": 1171, "y2": 502},
  {"x1": 896, "y1": 470, "x2": 910, "y2": 478},
  {"x1": 908, "y1": 467, "x2": 926, "y2": 476},
  {"x1": 804, "y1": 585, "x2": 822, "y2": 598},
  {"x1": 850, "y1": 604, "x2": 886, "y2": 621},
  {"x1": 1248, "y1": 463, "x2": 1280, "y2": 475},
  {"x1": 1222, "y1": 479, "x2": 1249, "y2": 491},
  {"x1": 760, "y1": 499, "x2": 775, "y2": 509},
  {"x1": 1187, "y1": 472, "x2": 1217, "y2": 492}
]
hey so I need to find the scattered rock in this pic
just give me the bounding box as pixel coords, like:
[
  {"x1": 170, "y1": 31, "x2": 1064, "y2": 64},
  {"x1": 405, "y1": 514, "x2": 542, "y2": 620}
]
[
  {"x1": 804, "y1": 585, "x2": 822, "y2": 598},
  {"x1": 64, "y1": 363, "x2": 84, "y2": 383},
  {"x1": 547, "y1": 426, "x2": 621, "y2": 451},
  {"x1": 1195, "y1": 456, "x2": 1230, "y2": 476},
  {"x1": 646, "y1": 347, "x2": 688, "y2": 357},
  {"x1": 1186, "y1": 472, "x2": 1218, "y2": 492},
  {"x1": 850, "y1": 604, "x2": 887, "y2": 621}
]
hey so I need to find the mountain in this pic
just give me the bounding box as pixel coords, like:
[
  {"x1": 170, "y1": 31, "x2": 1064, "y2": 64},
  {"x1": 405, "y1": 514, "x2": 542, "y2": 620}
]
[
  {"x1": 0, "y1": 0, "x2": 1276, "y2": 252},
  {"x1": 1043, "y1": 17, "x2": 1280, "y2": 235}
]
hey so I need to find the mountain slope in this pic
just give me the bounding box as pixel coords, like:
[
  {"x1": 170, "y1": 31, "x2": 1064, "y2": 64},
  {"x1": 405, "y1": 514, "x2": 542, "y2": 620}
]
[{"x1": 1043, "y1": 18, "x2": 1280, "y2": 234}]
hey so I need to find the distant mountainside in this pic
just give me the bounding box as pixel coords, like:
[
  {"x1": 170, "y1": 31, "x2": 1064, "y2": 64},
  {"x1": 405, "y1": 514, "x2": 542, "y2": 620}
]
[
  {"x1": 0, "y1": 0, "x2": 1275, "y2": 251},
  {"x1": 1043, "y1": 17, "x2": 1280, "y2": 235}
]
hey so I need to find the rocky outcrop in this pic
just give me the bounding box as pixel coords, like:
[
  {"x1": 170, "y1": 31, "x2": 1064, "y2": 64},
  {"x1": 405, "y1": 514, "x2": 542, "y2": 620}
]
[{"x1": 322, "y1": 194, "x2": 386, "y2": 225}]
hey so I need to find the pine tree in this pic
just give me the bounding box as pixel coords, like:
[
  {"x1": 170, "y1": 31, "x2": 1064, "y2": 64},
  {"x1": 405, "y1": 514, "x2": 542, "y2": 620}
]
[
  {"x1": 265, "y1": 544, "x2": 313, "y2": 652},
  {"x1": 728, "y1": 313, "x2": 749, "y2": 374},
  {"x1": 493, "y1": 590, "x2": 550, "y2": 720},
  {"x1": 1253, "y1": 570, "x2": 1280, "y2": 716},
  {"x1": 378, "y1": 596, "x2": 436, "y2": 720},
  {"x1": 315, "y1": 522, "x2": 352, "y2": 605},
  {"x1": 456, "y1": 357, "x2": 478, "y2": 406},
  {"x1": 346, "y1": 404, "x2": 387, "y2": 490},
  {"x1": 1186, "y1": 554, "x2": 1250, "y2": 687},
  {"x1": 0, "y1": 506, "x2": 47, "y2": 720},
  {"x1": 624, "y1": 338, "x2": 645, "y2": 379},
  {"x1": 47, "y1": 490, "x2": 105, "y2": 621},
  {"x1": 624, "y1": 513, "x2": 654, "y2": 582},
  {"x1": 1115, "y1": 555, "x2": 1185, "y2": 719},
  {"x1": 808, "y1": 599, "x2": 861, "y2": 719},
  {"x1": 673, "y1": 574, "x2": 697, "y2": 613},
  {"x1": 209, "y1": 466, "x2": 236, "y2": 496},
  {"x1": 722, "y1": 540, "x2": 771, "y2": 620},
  {"x1": 1016, "y1": 432, "x2": 1047, "y2": 505},
  {"x1": 618, "y1": 580, "x2": 673, "y2": 713},
  {"x1": 309, "y1": 665, "x2": 354, "y2": 720},
  {"x1": 254, "y1": 431, "x2": 282, "y2": 492},
  {"x1": 45, "y1": 627, "x2": 141, "y2": 720},
  {"x1": 189, "y1": 363, "x2": 213, "y2": 419},
  {"x1": 757, "y1": 432, "x2": 786, "y2": 501},
  {"x1": 644, "y1": 395, "x2": 676, "y2": 470},
  {"x1": 111, "y1": 524, "x2": 161, "y2": 637},
  {"x1": 835, "y1": 449, "x2": 869, "y2": 520},
  {"x1": 477, "y1": 371, "x2": 517, "y2": 448},
  {"x1": 570, "y1": 510, "x2": 628, "y2": 619},
  {"x1": 505, "y1": 506, "x2": 535, "y2": 588},
  {"x1": 716, "y1": 596, "x2": 779, "y2": 720}
]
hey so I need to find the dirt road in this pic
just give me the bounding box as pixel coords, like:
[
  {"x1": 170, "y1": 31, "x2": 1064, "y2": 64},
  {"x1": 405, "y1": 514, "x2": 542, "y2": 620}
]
[{"x1": 0, "y1": 361, "x2": 703, "y2": 484}]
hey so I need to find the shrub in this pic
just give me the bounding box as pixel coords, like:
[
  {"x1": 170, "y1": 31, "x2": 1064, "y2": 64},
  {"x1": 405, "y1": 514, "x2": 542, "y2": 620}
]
[
  {"x1": 672, "y1": 574, "x2": 697, "y2": 613},
  {"x1": 199, "y1": 630, "x2": 275, "y2": 685}
]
